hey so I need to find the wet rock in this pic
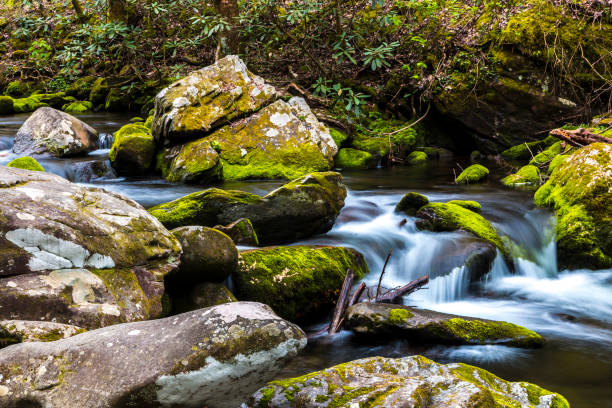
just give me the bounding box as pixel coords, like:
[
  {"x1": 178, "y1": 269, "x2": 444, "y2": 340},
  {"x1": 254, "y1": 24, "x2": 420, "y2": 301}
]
[
  {"x1": 155, "y1": 137, "x2": 222, "y2": 184},
  {"x1": 502, "y1": 164, "x2": 541, "y2": 187},
  {"x1": 152, "y1": 55, "x2": 276, "y2": 146},
  {"x1": 0, "y1": 166, "x2": 182, "y2": 328},
  {"x1": 149, "y1": 171, "x2": 347, "y2": 244},
  {"x1": 248, "y1": 355, "x2": 568, "y2": 407},
  {"x1": 406, "y1": 150, "x2": 427, "y2": 164},
  {"x1": 416, "y1": 202, "x2": 506, "y2": 255},
  {"x1": 0, "y1": 320, "x2": 85, "y2": 347},
  {"x1": 170, "y1": 282, "x2": 237, "y2": 314},
  {"x1": 534, "y1": 143, "x2": 612, "y2": 269},
  {"x1": 0, "y1": 302, "x2": 307, "y2": 408},
  {"x1": 66, "y1": 159, "x2": 116, "y2": 183},
  {"x1": 234, "y1": 245, "x2": 369, "y2": 322},
  {"x1": 13, "y1": 107, "x2": 98, "y2": 157},
  {"x1": 334, "y1": 148, "x2": 375, "y2": 169},
  {"x1": 213, "y1": 218, "x2": 259, "y2": 246},
  {"x1": 395, "y1": 192, "x2": 429, "y2": 216},
  {"x1": 170, "y1": 226, "x2": 238, "y2": 284},
  {"x1": 345, "y1": 303, "x2": 544, "y2": 347},
  {"x1": 455, "y1": 163, "x2": 489, "y2": 184},
  {"x1": 109, "y1": 122, "x2": 155, "y2": 175}
]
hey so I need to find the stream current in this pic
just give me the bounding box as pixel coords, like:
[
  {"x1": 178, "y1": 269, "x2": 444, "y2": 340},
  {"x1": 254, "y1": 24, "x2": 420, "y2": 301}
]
[{"x1": 1, "y1": 113, "x2": 611, "y2": 407}]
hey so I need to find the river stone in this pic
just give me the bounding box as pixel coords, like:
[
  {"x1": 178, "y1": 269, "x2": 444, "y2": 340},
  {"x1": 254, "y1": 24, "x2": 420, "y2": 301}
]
[
  {"x1": 171, "y1": 282, "x2": 237, "y2": 314},
  {"x1": 13, "y1": 107, "x2": 98, "y2": 157},
  {"x1": 534, "y1": 143, "x2": 612, "y2": 269},
  {"x1": 152, "y1": 55, "x2": 276, "y2": 145},
  {"x1": 0, "y1": 166, "x2": 181, "y2": 328},
  {"x1": 170, "y1": 226, "x2": 238, "y2": 283},
  {"x1": 156, "y1": 97, "x2": 338, "y2": 181},
  {"x1": 109, "y1": 122, "x2": 155, "y2": 175},
  {"x1": 213, "y1": 218, "x2": 259, "y2": 246},
  {"x1": 234, "y1": 245, "x2": 369, "y2": 322},
  {"x1": 248, "y1": 355, "x2": 569, "y2": 408},
  {"x1": 149, "y1": 171, "x2": 347, "y2": 244},
  {"x1": 345, "y1": 302, "x2": 543, "y2": 348},
  {"x1": 0, "y1": 302, "x2": 307, "y2": 408},
  {"x1": 0, "y1": 320, "x2": 86, "y2": 347},
  {"x1": 395, "y1": 191, "x2": 429, "y2": 215}
]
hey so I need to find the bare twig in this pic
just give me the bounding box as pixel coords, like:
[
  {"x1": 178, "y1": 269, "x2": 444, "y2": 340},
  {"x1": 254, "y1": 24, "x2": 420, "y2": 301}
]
[{"x1": 375, "y1": 249, "x2": 393, "y2": 300}]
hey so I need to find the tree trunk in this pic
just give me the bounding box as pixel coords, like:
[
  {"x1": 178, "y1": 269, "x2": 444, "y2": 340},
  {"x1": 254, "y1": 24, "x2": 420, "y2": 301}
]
[
  {"x1": 107, "y1": 0, "x2": 139, "y2": 24},
  {"x1": 214, "y1": 0, "x2": 240, "y2": 60},
  {"x1": 70, "y1": 0, "x2": 88, "y2": 23}
]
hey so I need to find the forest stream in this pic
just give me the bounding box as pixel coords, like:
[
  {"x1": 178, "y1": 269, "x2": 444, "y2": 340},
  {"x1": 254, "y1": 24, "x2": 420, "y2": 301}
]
[{"x1": 2, "y1": 112, "x2": 610, "y2": 408}]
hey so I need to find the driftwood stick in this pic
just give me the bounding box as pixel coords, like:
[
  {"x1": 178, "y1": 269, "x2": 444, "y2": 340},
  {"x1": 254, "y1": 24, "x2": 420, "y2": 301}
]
[
  {"x1": 376, "y1": 275, "x2": 429, "y2": 303},
  {"x1": 375, "y1": 249, "x2": 393, "y2": 300},
  {"x1": 549, "y1": 128, "x2": 612, "y2": 147},
  {"x1": 329, "y1": 269, "x2": 354, "y2": 335},
  {"x1": 348, "y1": 282, "x2": 366, "y2": 308}
]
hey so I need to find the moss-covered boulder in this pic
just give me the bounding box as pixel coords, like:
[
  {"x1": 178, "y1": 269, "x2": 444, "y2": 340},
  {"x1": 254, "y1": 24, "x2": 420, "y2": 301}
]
[
  {"x1": 345, "y1": 303, "x2": 543, "y2": 347},
  {"x1": 5, "y1": 80, "x2": 28, "y2": 97},
  {"x1": 0, "y1": 166, "x2": 182, "y2": 328},
  {"x1": 88, "y1": 77, "x2": 109, "y2": 106},
  {"x1": 149, "y1": 172, "x2": 347, "y2": 244},
  {"x1": 406, "y1": 150, "x2": 427, "y2": 164},
  {"x1": 248, "y1": 355, "x2": 568, "y2": 408},
  {"x1": 213, "y1": 218, "x2": 259, "y2": 246},
  {"x1": 170, "y1": 282, "x2": 237, "y2": 314},
  {"x1": 159, "y1": 97, "x2": 337, "y2": 181},
  {"x1": 234, "y1": 246, "x2": 368, "y2": 322},
  {"x1": 501, "y1": 136, "x2": 557, "y2": 162},
  {"x1": 548, "y1": 153, "x2": 569, "y2": 174},
  {"x1": 329, "y1": 128, "x2": 348, "y2": 147},
  {"x1": 0, "y1": 320, "x2": 85, "y2": 347},
  {"x1": 12, "y1": 95, "x2": 47, "y2": 113},
  {"x1": 169, "y1": 226, "x2": 238, "y2": 284},
  {"x1": 416, "y1": 202, "x2": 506, "y2": 253},
  {"x1": 13, "y1": 107, "x2": 98, "y2": 157},
  {"x1": 447, "y1": 199, "x2": 481, "y2": 212},
  {"x1": 109, "y1": 122, "x2": 155, "y2": 175},
  {"x1": 66, "y1": 75, "x2": 97, "y2": 101},
  {"x1": 0, "y1": 302, "x2": 306, "y2": 408},
  {"x1": 334, "y1": 148, "x2": 375, "y2": 169},
  {"x1": 455, "y1": 164, "x2": 489, "y2": 184},
  {"x1": 529, "y1": 141, "x2": 564, "y2": 165},
  {"x1": 0, "y1": 95, "x2": 14, "y2": 114},
  {"x1": 534, "y1": 143, "x2": 612, "y2": 269},
  {"x1": 502, "y1": 164, "x2": 541, "y2": 187},
  {"x1": 6, "y1": 156, "x2": 44, "y2": 171},
  {"x1": 62, "y1": 100, "x2": 93, "y2": 113},
  {"x1": 153, "y1": 55, "x2": 276, "y2": 145},
  {"x1": 395, "y1": 192, "x2": 429, "y2": 215}
]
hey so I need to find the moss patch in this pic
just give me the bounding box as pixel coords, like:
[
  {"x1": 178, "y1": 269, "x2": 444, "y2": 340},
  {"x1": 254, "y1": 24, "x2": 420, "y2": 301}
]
[
  {"x1": 395, "y1": 192, "x2": 429, "y2": 215},
  {"x1": 447, "y1": 200, "x2": 481, "y2": 212},
  {"x1": 456, "y1": 164, "x2": 489, "y2": 184},
  {"x1": 6, "y1": 156, "x2": 45, "y2": 172},
  {"x1": 335, "y1": 148, "x2": 375, "y2": 169},
  {"x1": 502, "y1": 164, "x2": 541, "y2": 186}
]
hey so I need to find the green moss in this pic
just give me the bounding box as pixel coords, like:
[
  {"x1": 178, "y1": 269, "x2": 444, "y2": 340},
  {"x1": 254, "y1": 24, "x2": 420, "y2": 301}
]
[
  {"x1": 157, "y1": 137, "x2": 222, "y2": 183},
  {"x1": 406, "y1": 150, "x2": 427, "y2": 165},
  {"x1": 12, "y1": 95, "x2": 47, "y2": 113},
  {"x1": 417, "y1": 203, "x2": 506, "y2": 253},
  {"x1": 456, "y1": 164, "x2": 489, "y2": 184},
  {"x1": 447, "y1": 200, "x2": 481, "y2": 213},
  {"x1": 351, "y1": 133, "x2": 390, "y2": 157},
  {"x1": 6, "y1": 156, "x2": 45, "y2": 172},
  {"x1": 105, "y1": 88, "x2": 130, "y2": 111},
  {"x1": 395, "y1": 192, "x2": 429, "y2": 215},
  {"x1": 335, "y1": 148, "x2": 375, "y2": 169},
  {"x1": 109, "y1": 123, "x2": 155, "y2": 175},
  {"x1": 0, "y1": 95, "x2": 14, "y2": 114},
  {"x1": 89, "y1": 77, "x2": 109, "y2": 106},
  {"x1": 62, "y1": 100, "x2": 93, "y2": 113},
  {"x1": 66, "y1": 76, "x2": 97, "y2": 100},
  {"x1": 500, "y1": 136, "x2": 557, "y2": 161},
  {"x1": 548, "y1": 154, "x2": 569, "y2": 174},
  {"x1": 144, "y1": 115, "x2": 153, "y2": 130},
  {"x1": 388, "y1": 308, "x2": 413, "y2": 324},
  {"x1": 529, "y1": 141, "x2": 563, "y2": 165},
  {"x1": 437, "y1": 318, "x2": 543, "y2": 347},
  {"x1": 5, "y1": 80, "x2": 29, "y2": 97},
  {"x1": 329, "y1": 128, "x2": 348, "y2": 147},
  {"x1": 148, "y1": 188, "x2": 261, "y2": 230},
  {"x1": 502, "y1": 164, "x2": 541, "y2": 186},
  {"x1": 234, "y1": 246, "x2": 368, "y2": 322}
]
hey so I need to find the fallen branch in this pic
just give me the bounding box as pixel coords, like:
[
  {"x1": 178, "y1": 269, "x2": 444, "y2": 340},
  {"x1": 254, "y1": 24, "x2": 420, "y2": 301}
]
[
  {"x1": 329, "y1": 269, "x2": 354, "y2": 335},
  {"x1": 549, "y1": 128, "x2": 612, "y2": 147},
  {"x1": 376, "y1": 275, "x2": 429, "y2": 303},
  {"x1": 348, "y1": 282, "x2": 366, "y2": 308},
  {"x1": 375, "y1": 249, "x2": 393, "y2": 300}
]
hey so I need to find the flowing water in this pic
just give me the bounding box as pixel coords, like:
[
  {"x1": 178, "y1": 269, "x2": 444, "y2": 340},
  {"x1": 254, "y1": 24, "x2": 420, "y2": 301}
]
[{"x1": 1, "y1": 113, "x2": 611, "y2": 407}]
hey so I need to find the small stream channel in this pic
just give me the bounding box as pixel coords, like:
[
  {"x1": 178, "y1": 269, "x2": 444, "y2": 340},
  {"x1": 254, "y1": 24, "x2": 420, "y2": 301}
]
[{"x1": 1, "y1": 113, "x2": 611, "y2": 407}]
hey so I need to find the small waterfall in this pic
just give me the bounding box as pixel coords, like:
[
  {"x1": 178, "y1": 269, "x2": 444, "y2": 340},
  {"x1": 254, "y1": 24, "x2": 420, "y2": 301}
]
[
  {"x1": 410, "y1": 266, "x2": 469, "y2": 304},
  {"x1": 98, "y1": 133, "x2": 114, "y2": 149}
]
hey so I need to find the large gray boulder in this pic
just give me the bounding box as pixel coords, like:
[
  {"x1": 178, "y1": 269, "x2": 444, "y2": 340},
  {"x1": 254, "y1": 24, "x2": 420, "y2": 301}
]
[
  {"x1": 248, "y1": 356, "x2": 569, "y2": 407},
  {"x1": 152, "y1": 55, "x2": 277, "y2": 146},
  {"x1": 13, "y1": 107, "x2": 98, "y2": 157},
  {"x1": 149, "y1": 172, "x2": 347, "y2": 244},
  {"x1": 0, "y1": 302, "x2": 307, "y2": 408},
  {"x1": 0, "y1": 166, "x2": 181, "y2": 328},
  {"x1": 345, "y1": 302, "x2": 543, "y2": 348}
]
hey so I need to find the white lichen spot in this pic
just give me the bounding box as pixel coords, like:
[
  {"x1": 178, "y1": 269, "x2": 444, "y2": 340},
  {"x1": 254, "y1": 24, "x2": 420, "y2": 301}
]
[
  {"x1": 14, "y1": 187, "x2": 45, "y2": 200},
  {"x1": 265, "y1": 128, "x2": 279, "y2": 138},
  {"x1": 6, "y1": 281, "x2": 17, "y2": 288},
  {"x1": 269, "y1": 112, "x2": 291, "y2": 127},
  {"x1": 16, "y1": 213, "x2": 35, "y2": 221},
  {"x1": 128, "y1": 330, "x2": 141, "y2": 336}
]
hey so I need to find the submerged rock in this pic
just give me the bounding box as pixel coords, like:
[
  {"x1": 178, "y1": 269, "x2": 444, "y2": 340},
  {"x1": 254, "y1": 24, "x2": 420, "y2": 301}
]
[
  {"x1": 13, "y1": 107, "x2": 98, "y2": 157},
  {"x1": 213, "y1": 218, "x2": 259, "y2": 246},
  {"x1": 534, "y1": 143, "x2": 612, "y2": 269},
  {"x1": 109, "y1": 122, "x2": 155, "y2": 175},
  {"x1": 345, "y1": 302, "x2": 543, "y2": 347},
  {"x1": 149, "y1": 171, "x2": 347, "y2": 244},
  {"x1": 0, "y1": 166, "x2": 181, "y2": 328},
  {"x1": 235, "y1": 246, "x2": 369, "y2": 322},
  {"x1": 6, "y1": 156, "x2": 44, "y2": 171},
  {"x1": 170, "y1": 282, "x2": 237, "y2": 314},
  {"x1": 455, "y1": 163, "x2": 489, "y2": 184},
  {"x1": 248, "y1": 355, "x2": 568, "y2": 407},
  {"x1": 395, "y1": 191, "x2": 429, "y2": 215},
  {"x1": 0, "y1": 302, "x2": 306, "y2": 408},
  {"x1": 0, "y1": 320, "x2": 85, "y2": 347},
  {"x1": 153, "y1": 55, "x2": 276, "y2": 145}
]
